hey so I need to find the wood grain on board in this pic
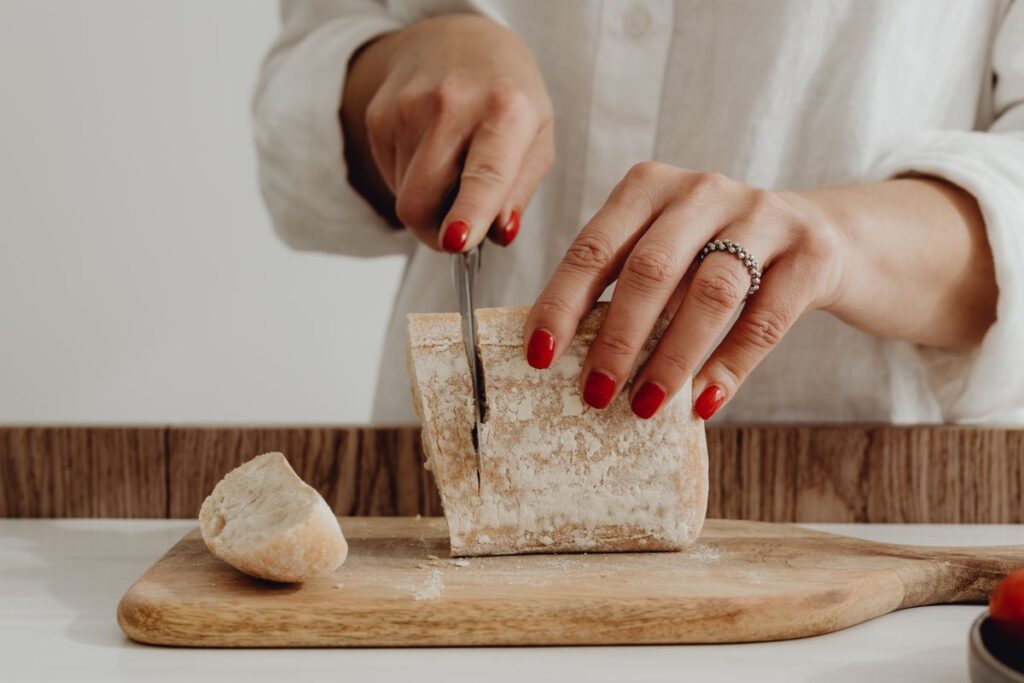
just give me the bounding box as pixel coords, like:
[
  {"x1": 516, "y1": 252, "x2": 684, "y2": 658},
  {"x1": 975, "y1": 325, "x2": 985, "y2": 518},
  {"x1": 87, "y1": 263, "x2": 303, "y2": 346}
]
[
  {"x1": 1, "y1": 426, "x2": 1022, "y2": 521},
  {"x1": 117, "y1": 517, "x2": 1024, "y2": 647}
]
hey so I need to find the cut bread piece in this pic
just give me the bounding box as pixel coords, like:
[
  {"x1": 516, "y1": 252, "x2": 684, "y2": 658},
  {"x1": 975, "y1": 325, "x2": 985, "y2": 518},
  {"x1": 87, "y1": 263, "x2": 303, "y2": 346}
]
[
  {"x1": 407, "y1": 304, "x2": 708, "y2": 557},
  {"x1": 199, "y1": 452, "x2": 347, "y2": 582}
]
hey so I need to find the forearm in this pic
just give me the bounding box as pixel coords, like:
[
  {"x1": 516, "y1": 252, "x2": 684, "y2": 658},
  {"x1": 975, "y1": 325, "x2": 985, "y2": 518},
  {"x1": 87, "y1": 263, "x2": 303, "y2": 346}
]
[{"x1": 802, "y1": 178, "x2": 997, "y2": 351}]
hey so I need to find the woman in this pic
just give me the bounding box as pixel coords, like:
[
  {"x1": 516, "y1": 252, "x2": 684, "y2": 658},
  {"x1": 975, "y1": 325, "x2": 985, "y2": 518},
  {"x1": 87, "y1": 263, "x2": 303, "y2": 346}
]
[{"x1": 254, "y1": 0, "x2": 1024, "y2": 425}]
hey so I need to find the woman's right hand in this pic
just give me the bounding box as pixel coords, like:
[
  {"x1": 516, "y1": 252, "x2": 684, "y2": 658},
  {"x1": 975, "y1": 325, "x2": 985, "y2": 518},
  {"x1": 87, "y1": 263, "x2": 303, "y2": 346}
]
[{"x1": 341, "y1": 14, "x2": 554, "y2": 252}]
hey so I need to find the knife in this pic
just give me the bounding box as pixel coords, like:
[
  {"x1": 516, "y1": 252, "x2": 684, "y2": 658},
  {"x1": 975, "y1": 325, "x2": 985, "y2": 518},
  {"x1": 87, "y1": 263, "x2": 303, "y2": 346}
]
[
  {"x1": 441, "y1": 177, "x2": 486, "y2": 490},
  {"x1": 452, "y1": 245, "x2": 486, "y2": 489}
]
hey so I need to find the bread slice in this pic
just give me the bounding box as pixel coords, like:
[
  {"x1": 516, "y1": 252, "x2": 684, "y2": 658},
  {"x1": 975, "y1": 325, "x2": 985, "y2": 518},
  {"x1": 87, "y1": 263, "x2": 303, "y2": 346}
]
[
  {"x1": 199, "y1": 452, "x2": 348, "y2": 582},
  {"x1": 407, "y1": 304, "x2": 708, "y2": 557}
]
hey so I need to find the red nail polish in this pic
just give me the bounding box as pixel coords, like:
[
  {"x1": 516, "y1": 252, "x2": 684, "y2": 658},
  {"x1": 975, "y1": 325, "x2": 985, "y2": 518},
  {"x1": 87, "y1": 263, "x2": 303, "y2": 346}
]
[
  {"x1": 442, "y1": 220, "x2": 470, "y2": 252},
  {"x1": 583, "y1": 370, "x2": 616, "y2": 409},
  {"x1": 631, "y1": 381, "x2": 667, "y2": 419},
  {"x1": 489, "y1": 210, "x2": 520, "y2": 246},
  {"x1": 527, "y1": 328, "x2": 555, "y2": 369},
  {"x1": 694, "y1": 384, "x2": 725, "y2": 420}
]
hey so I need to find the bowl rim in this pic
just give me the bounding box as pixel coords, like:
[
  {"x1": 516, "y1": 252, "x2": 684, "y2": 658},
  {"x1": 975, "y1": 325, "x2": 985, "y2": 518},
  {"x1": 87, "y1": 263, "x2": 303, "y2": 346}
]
[{"x1": 970, "y1": 611, "x2": 1024, "y2": 682}]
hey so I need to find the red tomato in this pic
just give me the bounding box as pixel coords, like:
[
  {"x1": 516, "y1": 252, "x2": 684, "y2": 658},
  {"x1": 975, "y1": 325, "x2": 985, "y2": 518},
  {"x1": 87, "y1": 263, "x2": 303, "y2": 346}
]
[{"x1": 990, "y1": 568, "x2": 1024, "y2": 644}]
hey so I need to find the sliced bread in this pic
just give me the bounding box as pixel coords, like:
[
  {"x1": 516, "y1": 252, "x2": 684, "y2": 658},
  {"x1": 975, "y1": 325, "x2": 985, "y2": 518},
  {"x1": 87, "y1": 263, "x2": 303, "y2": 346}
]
[
  {"x1": 407, "y1": 304, "x2": 708, "y2": 557},
  {"x1": 199, "y1": 452, "x2": 347, "y2": 582}
]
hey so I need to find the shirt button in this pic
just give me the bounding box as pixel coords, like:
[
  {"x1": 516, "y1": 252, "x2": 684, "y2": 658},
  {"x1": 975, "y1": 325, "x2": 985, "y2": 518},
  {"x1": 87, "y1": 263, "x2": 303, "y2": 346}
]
[{"x1": 622, "y1": 2, "x2": 651, "y2": 39}]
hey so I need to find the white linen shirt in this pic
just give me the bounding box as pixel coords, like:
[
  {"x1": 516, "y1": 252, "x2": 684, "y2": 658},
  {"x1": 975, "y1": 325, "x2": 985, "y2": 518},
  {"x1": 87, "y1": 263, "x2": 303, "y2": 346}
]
[{"x1": 253, "y1": 0, "x2": 1024, "y2": 425}]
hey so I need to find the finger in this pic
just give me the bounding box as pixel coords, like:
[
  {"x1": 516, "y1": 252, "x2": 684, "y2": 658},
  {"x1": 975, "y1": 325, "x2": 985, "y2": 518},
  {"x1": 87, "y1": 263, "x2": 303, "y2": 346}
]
[
  {"x1": 664, "y1": 268, "x2": 695, "y2": 320},
  {"x1": 579, "y1": 203, "x2": 723, "y2": 409},
  {"x1": 439, "y1": 93, "x2": 537, "y2": 252},
  {"x1": 689, "y1": 255, "x2": 816, "y2": 420},
  {"x1": 524, "y1": 162, "x2": 677, "y2": 371},
  {"x1": 628, "y1": 226, "x2": 778, "y2": 418},
  {"x1": 488, "y1": 122, "x2": 555, "y2": 247},
  {"x1": 393, "y1": 122, "x2": 470, "y2": 246}
]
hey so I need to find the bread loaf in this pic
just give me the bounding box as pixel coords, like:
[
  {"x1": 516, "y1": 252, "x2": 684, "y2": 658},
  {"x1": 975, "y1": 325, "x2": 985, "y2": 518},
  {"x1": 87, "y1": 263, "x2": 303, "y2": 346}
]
[
  {"x1": 407, "y1": 304, "x2": 708, "y2": 557},
  {"x1": 199, "y1": 452, "x2": 348, "y2": 582}
]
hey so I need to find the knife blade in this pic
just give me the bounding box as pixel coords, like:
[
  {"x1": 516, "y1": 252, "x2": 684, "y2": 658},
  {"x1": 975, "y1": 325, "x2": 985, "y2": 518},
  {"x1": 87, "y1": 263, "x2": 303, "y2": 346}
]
[{"x1": 451, "y1": 245, "x2": 486, "y2": 489}]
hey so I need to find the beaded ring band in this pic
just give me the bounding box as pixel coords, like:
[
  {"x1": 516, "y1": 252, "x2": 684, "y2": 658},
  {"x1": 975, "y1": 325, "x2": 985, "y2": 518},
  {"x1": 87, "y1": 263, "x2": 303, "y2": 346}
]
[{"x1": 696, "y1": 238, "x2": 763, "y2": 299}]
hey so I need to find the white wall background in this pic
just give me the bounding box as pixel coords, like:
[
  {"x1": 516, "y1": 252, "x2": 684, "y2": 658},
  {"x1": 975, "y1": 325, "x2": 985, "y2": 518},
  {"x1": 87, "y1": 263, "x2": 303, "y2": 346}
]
[{"x1": 0, "y1": 1, "x2": 403, "y2": 424}]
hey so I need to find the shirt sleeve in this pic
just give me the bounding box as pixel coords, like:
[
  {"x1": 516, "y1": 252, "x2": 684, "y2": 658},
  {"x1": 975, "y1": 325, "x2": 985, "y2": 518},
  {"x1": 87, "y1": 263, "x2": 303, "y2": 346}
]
[
  {"x1": 868, "y1": 2, "x2": 1024, "y2": 423},
  {"x1": 252, "y1": 0, "x2": 412, "y2": 257}
]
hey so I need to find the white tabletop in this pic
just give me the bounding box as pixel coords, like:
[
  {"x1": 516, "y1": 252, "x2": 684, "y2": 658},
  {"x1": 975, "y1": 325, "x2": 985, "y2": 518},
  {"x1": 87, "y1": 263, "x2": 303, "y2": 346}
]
[{"x1": 2, "y1": 520, "x2": 1022, "y2": 683}]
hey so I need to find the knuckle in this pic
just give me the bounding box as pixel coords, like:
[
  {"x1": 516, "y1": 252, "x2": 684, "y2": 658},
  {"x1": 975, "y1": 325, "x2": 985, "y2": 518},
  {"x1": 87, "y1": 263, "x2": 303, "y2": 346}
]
[
  {"x1": 712, "y1": 357, "x2": 744, "y2": 391},
  {"x1": 596, "y1": 328, "x2": 637, "y2": 359},
  {"x1": 461, "y1": 160, "x2": 507, "y2": 188},
  {"x1": 394, "y1": 89, "x2": 421, "y2": 122},
  {"x1": 623, "y1": 247, "x2": 679, "y2": 293},
  {"x1": 688, "y1": 170, "x2": 731, "y2": 201},
  {"x1": 486, "y1": 87, "x2": 532, "y2": 120},
  {"x1": 562, "y1": 232, "x2": 616, "y2": 274},
  {"x1": 797, "y1": 221, "x2": 841, "y2": 263},
  {"x1": 655, "y1": 345, "x2": 695, "y2": 377},
  {"x1": 532, "y1": 293, "x2": 576, "y2": 321},
  {"x1": 738, "y1": 308, "x2": 790, "y2": 350},
  {"x1": 625, "y1": 161, "x2": 667, "y2": 186},
  {"x1": 364, "y1": 101, "x2": 388, "y2": 133},
  {"x1": 429, "y1": 77, "x2": 466, "y2": 115},
  {"x1": 789, "y1": 222, "x2": 843, "y2": 301},
  {"x1": 692, "y1": 266, "x2": 746, "y2": 315},
  {"x1": 745, "y1": 189, "x2": 782, "y2": 221},
  {"x1": 609, "y1": 167, "x2": 659, "y2": 213}
]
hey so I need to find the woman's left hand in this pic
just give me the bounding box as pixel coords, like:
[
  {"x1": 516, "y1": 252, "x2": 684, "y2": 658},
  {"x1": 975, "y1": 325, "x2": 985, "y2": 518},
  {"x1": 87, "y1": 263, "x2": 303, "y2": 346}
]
[{"x1": 523, "y1": 162, "x2": 845, "y2": 420}]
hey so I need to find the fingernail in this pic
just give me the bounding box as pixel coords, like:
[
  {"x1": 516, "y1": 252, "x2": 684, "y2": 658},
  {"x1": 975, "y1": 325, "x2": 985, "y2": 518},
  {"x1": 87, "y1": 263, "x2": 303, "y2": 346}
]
[
  {"x1": 442, "y1": 220, "x2": 470, "y2": 252},
  {"x1": 488, "y1": 210, "x2": 520, "y2": 247},
  {"x1": 631, "y1": 381, "x2": 667, "y2": 419},
  {"x1": 526, "y1": 328, "x2": 555, "y2": 369},
  {"x1": 694, "y1": 384, "x2": 726, "y2": 420},
  {"x1": 583, "y1": 370, "x2": 616, "y2": 409}
]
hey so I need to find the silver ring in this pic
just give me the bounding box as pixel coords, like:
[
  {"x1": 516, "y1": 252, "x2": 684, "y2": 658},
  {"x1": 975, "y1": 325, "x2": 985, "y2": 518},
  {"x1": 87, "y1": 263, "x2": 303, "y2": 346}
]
[{"x1": 696, "y1": 239, "x2": 762, "y2": 299}]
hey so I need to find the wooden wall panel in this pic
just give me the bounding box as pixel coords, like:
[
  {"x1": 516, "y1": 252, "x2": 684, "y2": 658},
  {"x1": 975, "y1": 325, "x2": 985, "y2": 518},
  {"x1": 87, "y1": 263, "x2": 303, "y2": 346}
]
[
  {"x1": 166, "y1": 427, "x2": 442, "y2": 519},
  {"x1": 1, "y1": 426, "x2": 1022, "y2": 522},
  {"x1": 0, "y1": 427, "x2": 167, "y2": 517}
]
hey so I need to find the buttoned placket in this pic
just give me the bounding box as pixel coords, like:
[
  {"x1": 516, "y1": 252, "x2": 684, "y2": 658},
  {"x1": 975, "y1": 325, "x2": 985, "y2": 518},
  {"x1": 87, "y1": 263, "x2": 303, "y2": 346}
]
[{"x1": 577, "y1": 0, "x2": 675, "y2": 231}]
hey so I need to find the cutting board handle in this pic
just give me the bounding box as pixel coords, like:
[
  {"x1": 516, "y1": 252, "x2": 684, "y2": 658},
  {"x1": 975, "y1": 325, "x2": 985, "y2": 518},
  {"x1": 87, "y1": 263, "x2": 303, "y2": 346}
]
[{"x1": 890, "y1": 543, "x2": 1024, "y2": 608}]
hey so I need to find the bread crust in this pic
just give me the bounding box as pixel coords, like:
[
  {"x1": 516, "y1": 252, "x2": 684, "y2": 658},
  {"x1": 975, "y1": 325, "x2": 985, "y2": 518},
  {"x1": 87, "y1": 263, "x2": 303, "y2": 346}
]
[
  {"x1": 407, "y1": 304, "x2": 708, "y2": 557},
  {"x1": 199, "y1": 453, "x2": 348, "y2": 582}
]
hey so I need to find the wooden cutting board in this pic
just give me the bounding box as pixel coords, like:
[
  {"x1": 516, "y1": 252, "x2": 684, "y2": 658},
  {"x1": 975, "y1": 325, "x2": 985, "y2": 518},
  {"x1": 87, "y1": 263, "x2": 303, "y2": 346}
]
[{"x1": 118, "y1": 517, "x2": 1024, "y2": 647}]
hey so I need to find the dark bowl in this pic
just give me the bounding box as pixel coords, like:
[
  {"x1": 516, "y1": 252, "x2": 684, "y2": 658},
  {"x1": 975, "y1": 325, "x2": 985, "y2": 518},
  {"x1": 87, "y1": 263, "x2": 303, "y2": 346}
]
[{"x1": 970, "y1": 612, "x2": 1024, "y2": 683}]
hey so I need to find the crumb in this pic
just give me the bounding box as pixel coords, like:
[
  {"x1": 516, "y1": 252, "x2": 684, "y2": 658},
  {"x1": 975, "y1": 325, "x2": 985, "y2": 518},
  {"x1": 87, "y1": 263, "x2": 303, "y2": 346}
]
[
  {"x1": 415, "y1": 514, "x2": 422, "y2": 519},
  {"x1": 333, "y1": 582, "x2": 344, "y2": 589},
  {"x1": 452, "y1": 558, "x2": 470, "y2": 567},
  {"x1": 426, "y1": 554, "x2": 440, "y2": 561}
]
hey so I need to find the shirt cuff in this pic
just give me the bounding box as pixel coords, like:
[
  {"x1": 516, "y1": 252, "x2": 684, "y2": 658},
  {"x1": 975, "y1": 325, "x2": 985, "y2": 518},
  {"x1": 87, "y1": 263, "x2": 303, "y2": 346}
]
[
  {"x1": 253, "y1": 14, "x2": 411, "y2": 257},
  {"x1": 869, "y1": 129, "x2": 1024, "y2": 422}
]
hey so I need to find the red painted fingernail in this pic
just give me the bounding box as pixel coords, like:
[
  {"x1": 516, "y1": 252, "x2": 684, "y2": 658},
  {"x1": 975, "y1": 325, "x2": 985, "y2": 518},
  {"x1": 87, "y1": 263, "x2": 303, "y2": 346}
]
[
  {"x1": 694, "y1": 384, "x2": 725, "y2": 420},
  {"x1": 489, "y1": 210, "x2": 520, "y2": 247},
  {"x1": 442, "y1": 220, "x2": 470, "y2": 252},
  {"x1": 631, "y1": 381, "x2": 667, "y2": 419},
  {"x1": 583, "y1": 370, "x2": 616, "y2": 409},
  {"x1": 527, "y1": 328, "x2": 555, "y2": 369}
]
